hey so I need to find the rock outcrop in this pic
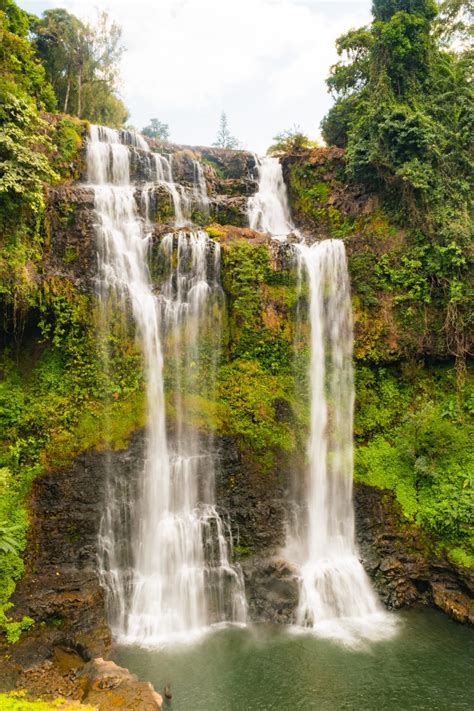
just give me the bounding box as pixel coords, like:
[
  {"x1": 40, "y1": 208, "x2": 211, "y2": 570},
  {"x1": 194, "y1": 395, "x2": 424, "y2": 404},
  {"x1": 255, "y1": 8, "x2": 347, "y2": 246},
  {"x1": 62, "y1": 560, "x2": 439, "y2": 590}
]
[
  {"x1": 78, "y1": 658, "x2": 162, "y2": 709},
  {"x1": 355, "y1": 484, "x2": 474, "y2": 624}
]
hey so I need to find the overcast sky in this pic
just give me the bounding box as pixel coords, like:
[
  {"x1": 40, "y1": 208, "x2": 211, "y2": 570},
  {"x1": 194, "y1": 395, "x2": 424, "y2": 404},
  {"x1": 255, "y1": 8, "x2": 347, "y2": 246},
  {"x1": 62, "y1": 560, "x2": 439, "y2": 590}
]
[{"x1": 20, "y1": 0, "x2": 372, "y2": 153}]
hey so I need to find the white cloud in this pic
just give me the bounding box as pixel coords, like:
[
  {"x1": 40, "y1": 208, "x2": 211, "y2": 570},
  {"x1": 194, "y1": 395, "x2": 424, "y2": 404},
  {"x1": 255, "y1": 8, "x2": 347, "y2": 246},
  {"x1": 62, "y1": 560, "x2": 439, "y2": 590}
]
[{"x1": 21, "y1": 0, "x2": 372, "y2": 152}]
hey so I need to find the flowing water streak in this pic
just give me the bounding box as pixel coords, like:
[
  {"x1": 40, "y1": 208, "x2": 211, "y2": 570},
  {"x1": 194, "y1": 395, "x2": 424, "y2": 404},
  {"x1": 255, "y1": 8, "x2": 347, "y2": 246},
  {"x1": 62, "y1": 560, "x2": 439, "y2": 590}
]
[
  {"x1": 88, "y1": 126, "x2": 245, "y2": 646},
  {"x1": 248, "y1": 155, "x2": 294, "y2": 239},
  {"x1": 290, "y1": 240, "x2": 396, "y2": 644},
  {"x1": 247, "y1": 154, "x2": 395, "y2": 643},
  {"x1": 141, "y1": 153, "x2": 210, "y2": 228},
  {"x1": 192, "y1": 159, "x2": 210, "y2": 216},
  {"x1": 126, "y1": 231, "x2": 246, "y2": 645}
]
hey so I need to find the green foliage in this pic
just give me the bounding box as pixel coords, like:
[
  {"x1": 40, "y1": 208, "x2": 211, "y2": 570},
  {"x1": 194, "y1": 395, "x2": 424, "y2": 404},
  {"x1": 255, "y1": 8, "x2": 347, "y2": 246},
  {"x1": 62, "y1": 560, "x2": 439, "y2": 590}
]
[
  {"x1": 142, "y1": 117, "x2": 170, "y2": 141},
  {"x1": 372, "y1": 0, "x2": 438, "y2": 22},
  {"x1": 0, "y1": 97, "x2": 59, "y2": 214},
  {"x1": 0, "y1": 96, "x2": 62, "y2": 313},
  {"x1": 287, "y1": 161, "x2": 353, "y2": 236},
  {"x1": 221, "y1": 239, "x2": 270, "y2": 332},
  {"x1": 217, "y1": 360, "x2": 295, "y2": 456},
  {"x1": 0, "y1": 0, "x2": 30, "y2": 37},
  {"x1": 269, "y1": 127, "x2": 318, "y2": 154},
  {"x1": 32, "y1": 8, "x2": 128, "y2": 125},
  {"x1": 435, "y1": 0, "x2": 474, "y2": 47},
  {"x1": 320, "y1": 94, "x2": 360, "y2": 148},
  {"x1": 0, "y1": 691, "x2": 95, "y2": 709},
  {"x1": 220, "y1": 240, "x2": 297, "y2": 374},
  {"x1": 0, "y1": 282, "x2": 145, "y2": 641},
  {"x1": 0, "y1": 520, "x2": 22, "y2": 555},
  {"x1": 321, "y1": 1, "x2": 473, "y2": 364},
  {"x1": 0, "y1": 7, "x2": 56, "y2": 109},
  {"x1": 355, "y1": 364, "x2": 474, "y2": 558},
  {"x1": 327, "y1": 27, "x2": 374, "y2": 97}
]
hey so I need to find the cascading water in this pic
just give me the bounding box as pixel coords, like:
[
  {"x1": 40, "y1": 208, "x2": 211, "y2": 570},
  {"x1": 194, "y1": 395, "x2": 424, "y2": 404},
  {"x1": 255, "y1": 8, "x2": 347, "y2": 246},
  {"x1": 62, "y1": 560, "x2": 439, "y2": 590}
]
[
  {"x1": 248, "y1": 155, "x2": 295, "y2": 239},
  {"x1": 192, "y1": 159, "x2": 210, "y2": 217},
  {"x1": 288, "y1": 241, "x2": 396, "y2": 644},
  {"x1": 249, "y1": 152, "x2": 396, "y2": 644},
  {"x1": 88, "y1": 125, "x2": 245, "y2": 646}
]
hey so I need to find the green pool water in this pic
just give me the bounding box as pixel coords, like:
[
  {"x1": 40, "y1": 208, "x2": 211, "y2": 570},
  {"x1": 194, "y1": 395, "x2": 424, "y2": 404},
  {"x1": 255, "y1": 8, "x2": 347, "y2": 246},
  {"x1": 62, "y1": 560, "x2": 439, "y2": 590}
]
[{"x1": 114, "y1": 610, "x2": 473, "y2": 710}]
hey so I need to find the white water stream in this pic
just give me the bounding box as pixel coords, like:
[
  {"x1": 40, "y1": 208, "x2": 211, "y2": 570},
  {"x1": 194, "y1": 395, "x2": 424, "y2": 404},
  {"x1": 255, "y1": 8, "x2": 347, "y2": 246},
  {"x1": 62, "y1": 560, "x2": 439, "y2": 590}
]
[
  {"x1": 88, "y1": 125, "x2": 246, "y2": 646},
  {"x1": 248, "y1": 156, "x2": 294, "y2": 239},
  {"x1": 250, "y1": 155, "x2": 396, "y2": 644}
]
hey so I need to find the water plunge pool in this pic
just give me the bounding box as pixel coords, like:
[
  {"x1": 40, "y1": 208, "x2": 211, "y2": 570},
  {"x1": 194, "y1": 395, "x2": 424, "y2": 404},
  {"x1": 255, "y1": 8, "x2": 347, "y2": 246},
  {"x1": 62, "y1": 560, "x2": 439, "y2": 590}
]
[{"x1": 114, "y1": 609, "x2": 473, "y2": 710}]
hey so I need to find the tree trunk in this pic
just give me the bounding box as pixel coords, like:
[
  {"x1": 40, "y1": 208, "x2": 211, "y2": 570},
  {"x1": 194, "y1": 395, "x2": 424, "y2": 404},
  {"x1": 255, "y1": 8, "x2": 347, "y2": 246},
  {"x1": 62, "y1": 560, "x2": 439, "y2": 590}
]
[
  {"x1": 63, "y1": 76, "x2": 71, "y2": 114},
  {"x1": 77, "y1": 71, "x2": 82, "y2": 118}
]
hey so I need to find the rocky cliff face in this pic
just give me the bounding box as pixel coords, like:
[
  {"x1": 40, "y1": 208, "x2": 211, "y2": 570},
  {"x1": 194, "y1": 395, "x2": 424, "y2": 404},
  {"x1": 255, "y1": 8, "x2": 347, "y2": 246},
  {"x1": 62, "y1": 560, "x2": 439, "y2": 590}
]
[
  {"x1": 1, "y1": 136, "x2": 472, "y2": 700},
  {"x1": 354, "y1": 485, "x2": 473, "y2": 624}
]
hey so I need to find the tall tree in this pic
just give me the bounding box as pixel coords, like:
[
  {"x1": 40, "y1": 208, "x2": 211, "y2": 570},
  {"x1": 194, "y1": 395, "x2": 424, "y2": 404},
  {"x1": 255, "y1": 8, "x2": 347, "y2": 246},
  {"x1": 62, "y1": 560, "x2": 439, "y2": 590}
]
[
  {"x1": 213, "y1": 112, "x2": 239, "y2": 149},
  {"x1": 142, "y1": 118, "x2": 170, "y2": 141},
  {"x1": 33, "y1": 9, "x2": 83, "y2": 113},
  {"x1": 33, "y1": 8, "x2": 127, "y2": 126}
]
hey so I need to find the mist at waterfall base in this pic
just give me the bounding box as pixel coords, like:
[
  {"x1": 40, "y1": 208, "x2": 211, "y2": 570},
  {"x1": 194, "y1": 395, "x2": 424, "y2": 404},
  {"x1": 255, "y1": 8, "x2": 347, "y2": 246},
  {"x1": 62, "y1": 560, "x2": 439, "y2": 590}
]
[{"x1": 115, "y1": 609, "x2": 474, "y2": 710}]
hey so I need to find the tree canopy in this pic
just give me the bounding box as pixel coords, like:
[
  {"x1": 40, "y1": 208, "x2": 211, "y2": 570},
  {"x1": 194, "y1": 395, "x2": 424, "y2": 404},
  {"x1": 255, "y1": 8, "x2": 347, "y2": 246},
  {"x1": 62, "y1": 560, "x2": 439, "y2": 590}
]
[
  {"x1": 321, "y1": 0, "x2": 473, "y2": 368},
  {"x1": 32, "y1": 8, "x2": 128, "y2": 126},
  {"x1": 142, "y1": 118, "x2": 170, "y2": 141}
]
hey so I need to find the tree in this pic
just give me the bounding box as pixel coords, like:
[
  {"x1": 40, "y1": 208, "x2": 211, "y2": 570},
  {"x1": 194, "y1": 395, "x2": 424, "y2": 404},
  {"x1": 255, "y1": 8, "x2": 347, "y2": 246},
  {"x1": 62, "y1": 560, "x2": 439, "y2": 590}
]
[
  {"x1": 435, "y1": 0, "x2": 474, "y2": 46},
  {"x1": 320, "y1": 0, "x2": 473, "y2": 369},
  {"x1": 0, "y1": 0, "x2": 29, "y2": 37},
  {"x1": 33, "y1": 9, "x2": 83, "y2": 114},
  {"x1": 0, "y1": 3, "x2": 56, "y2": 110},
  {"x1": 142, "y1": 118, "x2": 170, "y2": 141},
  {"x1": 32, "y1": 8, "x2": 127, "y2": 125},
  {"x1": 269, "y1": 126, "x2": 316, "y2": 153},
  {"x1": 213, "y1": 112, "x2": 239, "y2": 149}
]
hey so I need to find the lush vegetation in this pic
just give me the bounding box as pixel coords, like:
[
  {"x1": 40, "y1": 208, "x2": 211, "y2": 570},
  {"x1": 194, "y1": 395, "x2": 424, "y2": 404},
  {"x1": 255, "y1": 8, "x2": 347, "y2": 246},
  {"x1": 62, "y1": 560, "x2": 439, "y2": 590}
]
[
  {"x1": 0, "y1": 0, "x2": 472, "y2": 665},
  {"x1": 0, "y1": 284, "x2": 145, "y2": 640},
  {"x1": 269, "y1": 126, "x2": 319, "y2": 154},
  {"x1": 279, "y1": 0, "x2": 473, "y2": 564},
  {"x1": 321, "y1": 0, "x2": 473, "y2": 370},
  {"x1": 33, "y1": 7, "x2": 127, "y2": 125},
  {"x1": 355, "y1": 364, "x2": 474, "y2": 565},
  {"x1": 0, "y1": 0, "x2": 135, "y2": 642}
]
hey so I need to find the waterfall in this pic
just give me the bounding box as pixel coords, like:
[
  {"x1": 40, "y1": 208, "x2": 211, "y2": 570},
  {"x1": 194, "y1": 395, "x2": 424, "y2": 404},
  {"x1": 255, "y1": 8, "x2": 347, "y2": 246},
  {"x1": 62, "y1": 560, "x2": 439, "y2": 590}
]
[
  {"x1": 287, "y1": 241, "x2": 396, "y2": 644},
  {"x1": 248, "y1": 155, "x2": 294, "y2": 239},
  {"x1": 248, "y1": 154, "x2": 395, "y2": 643},
  {"x1": 88, "y1": 126, "x2": 246, "y2": 646}
]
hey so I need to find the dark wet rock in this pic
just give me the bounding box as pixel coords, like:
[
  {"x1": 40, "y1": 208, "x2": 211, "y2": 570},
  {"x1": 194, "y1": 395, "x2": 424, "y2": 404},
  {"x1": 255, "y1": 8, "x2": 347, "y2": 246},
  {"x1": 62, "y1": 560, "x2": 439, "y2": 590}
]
[
  {"x1": 242, "y1": 557, "x2": 299, "y2": 624},
  {"x1": 46, "y1": 185, "x2": 97, "y2": 291},
  {"x1": 355, "y1": 483, "x2": 474, "y2": 621},
  {"x1": 216, "y1": 436, "x2": 288, "y2": 554},
  {"x1": 211, "y1": 195, "x2": 249, "y2": 226},
  {"x1": 0, "y1": 432, "x2": 146, "y2": 692}
]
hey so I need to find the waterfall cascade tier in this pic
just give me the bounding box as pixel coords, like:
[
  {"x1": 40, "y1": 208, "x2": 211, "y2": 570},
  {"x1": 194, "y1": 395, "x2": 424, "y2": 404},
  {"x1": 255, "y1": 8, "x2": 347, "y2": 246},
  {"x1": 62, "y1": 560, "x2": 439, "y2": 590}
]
[
  {"x1": 88, "y1": 125, "x2": 210, "y2": 229},
  {"x1": 247, "y1": 156, "x2": 295, "y2": 239},
  {"x1": 89, "y1": 125, "x2": 246, "y2": 646},
  {"x1": 287, "y1": 240, "x2": 396, "y2": 644}
]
